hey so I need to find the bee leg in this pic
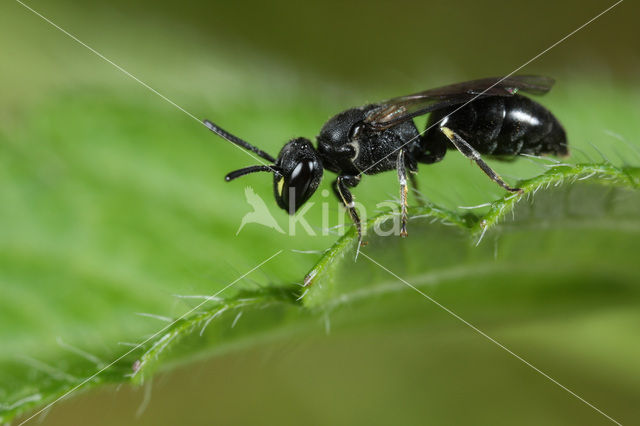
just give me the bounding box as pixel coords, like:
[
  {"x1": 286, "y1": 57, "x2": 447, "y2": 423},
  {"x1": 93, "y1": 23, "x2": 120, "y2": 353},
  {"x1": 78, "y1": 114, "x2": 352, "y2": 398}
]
[
  {"x1": 403, "y1": 153, "x2": 425, "y2": 205},
  {"x1": 396, "y1": 150, "x2": 409, "y2": 237},
  {"x1": 440, "y1": 127, "x2": 523, "y2": 194},
  {"x1": 333, "y1": 175, "x2": 363, "y2": 246},
  {"x1": 408, "y1": 173, "x2": 427, "y2": 206}
]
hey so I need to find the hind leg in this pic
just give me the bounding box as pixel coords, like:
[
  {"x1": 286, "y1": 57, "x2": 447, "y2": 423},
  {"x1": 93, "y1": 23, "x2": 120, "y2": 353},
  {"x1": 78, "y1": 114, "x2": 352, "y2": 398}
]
[{"x1": 440, "y1": 127, "x2": 523, "y2": 194}]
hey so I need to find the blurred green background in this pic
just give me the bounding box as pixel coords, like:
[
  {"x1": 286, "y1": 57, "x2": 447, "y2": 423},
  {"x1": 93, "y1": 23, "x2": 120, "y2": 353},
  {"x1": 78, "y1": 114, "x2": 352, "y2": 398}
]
[{"x1": 1, "y1": 0, "x2": 639, "y2": 424}]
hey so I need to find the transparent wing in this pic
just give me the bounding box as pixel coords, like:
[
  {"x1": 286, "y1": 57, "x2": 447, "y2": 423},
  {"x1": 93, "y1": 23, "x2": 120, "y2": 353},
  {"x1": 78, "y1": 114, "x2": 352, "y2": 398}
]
[{"x1": 364, "y1": 75, "x2": 555, "y2": 130}]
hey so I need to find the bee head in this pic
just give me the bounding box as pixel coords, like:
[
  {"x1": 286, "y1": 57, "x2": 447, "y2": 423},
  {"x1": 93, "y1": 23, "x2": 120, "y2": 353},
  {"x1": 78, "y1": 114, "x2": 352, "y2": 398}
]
[
  {"x1": 204, "y1": 120, "x2": 323, "y2": 214},
  {"x1": 272, "y1": 138, "x2": 323, "y2": 213}
]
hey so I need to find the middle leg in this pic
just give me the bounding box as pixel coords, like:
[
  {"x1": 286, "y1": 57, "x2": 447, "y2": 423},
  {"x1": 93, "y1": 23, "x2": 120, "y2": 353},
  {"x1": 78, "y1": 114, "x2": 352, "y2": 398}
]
[
  {"x1": 408, "y1": 172, "x2": 427, "y2": 206},
  {"x1": 396, "y1": 150, "x2": 409, "y2": 237}
]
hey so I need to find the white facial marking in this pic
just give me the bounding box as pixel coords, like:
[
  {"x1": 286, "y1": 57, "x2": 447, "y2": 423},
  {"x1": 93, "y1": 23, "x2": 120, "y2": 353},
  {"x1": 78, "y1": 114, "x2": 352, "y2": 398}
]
[{"x1": 348, "y1": 141, "x2": 360, "y2": 161}]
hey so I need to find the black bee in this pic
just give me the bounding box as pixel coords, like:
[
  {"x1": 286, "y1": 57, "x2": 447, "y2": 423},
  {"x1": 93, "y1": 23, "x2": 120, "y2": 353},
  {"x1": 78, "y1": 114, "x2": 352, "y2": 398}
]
[{"x1": 204, "y1": 75, "x2": 567, "y2": 245}]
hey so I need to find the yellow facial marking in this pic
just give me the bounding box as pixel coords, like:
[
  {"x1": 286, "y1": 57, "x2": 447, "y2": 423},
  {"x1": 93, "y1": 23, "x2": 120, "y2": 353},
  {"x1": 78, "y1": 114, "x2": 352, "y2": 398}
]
[{"x1": 277, "y1": 177, "x2": 285, "y2": 196}]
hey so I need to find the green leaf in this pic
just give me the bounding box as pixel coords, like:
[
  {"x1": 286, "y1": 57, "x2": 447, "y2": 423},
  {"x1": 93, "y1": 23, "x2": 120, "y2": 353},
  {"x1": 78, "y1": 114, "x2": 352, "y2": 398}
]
[
  {"x1": 3, "y1": 105, "x2": 639, "y2": 421},
  {"x1": 302, "y1": 163, "x2": 640, "y2": 308},
  {"x1": 3, "y1": 6, "x2": 640, "y2": 420}
]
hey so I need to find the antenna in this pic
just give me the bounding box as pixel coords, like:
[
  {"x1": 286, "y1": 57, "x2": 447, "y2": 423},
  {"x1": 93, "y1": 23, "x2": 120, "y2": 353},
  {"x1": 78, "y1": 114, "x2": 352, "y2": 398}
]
[
  {"x1": 203, "y1": 119, "x2": 276, "y2": 163},
  {"x1": 225, "y1": 165, "x2": 281, "y2": 182}
]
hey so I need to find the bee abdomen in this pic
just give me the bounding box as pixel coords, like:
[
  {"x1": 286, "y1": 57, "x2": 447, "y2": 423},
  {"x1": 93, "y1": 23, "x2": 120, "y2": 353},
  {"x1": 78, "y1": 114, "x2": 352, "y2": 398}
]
[
  {"x1": 425, "y1": 95, "x2": 567, "y2": 157},
  {"x1": 493, "y1": 96, "x2": 566, "y2": 156}
]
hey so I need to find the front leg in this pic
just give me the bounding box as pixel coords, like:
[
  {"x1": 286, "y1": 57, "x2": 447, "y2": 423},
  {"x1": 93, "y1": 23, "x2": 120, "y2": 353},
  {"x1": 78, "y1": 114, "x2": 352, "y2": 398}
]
[
  {"x1": 396, "y1": 150, "x2": 409, "y2": 237},
  {"x1": 333, "y1": 175, "x2": 362, "y2": 246}
]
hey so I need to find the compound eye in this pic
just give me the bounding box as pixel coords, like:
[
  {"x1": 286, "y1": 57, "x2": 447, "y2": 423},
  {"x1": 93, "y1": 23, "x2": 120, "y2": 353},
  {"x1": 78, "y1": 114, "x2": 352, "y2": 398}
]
[
  {"x1": 349, "y1": 123, "x2": 364, "y2": 140},
  {"x1": 285, "y1": 160, "x2": 317, "y2": 211}
]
